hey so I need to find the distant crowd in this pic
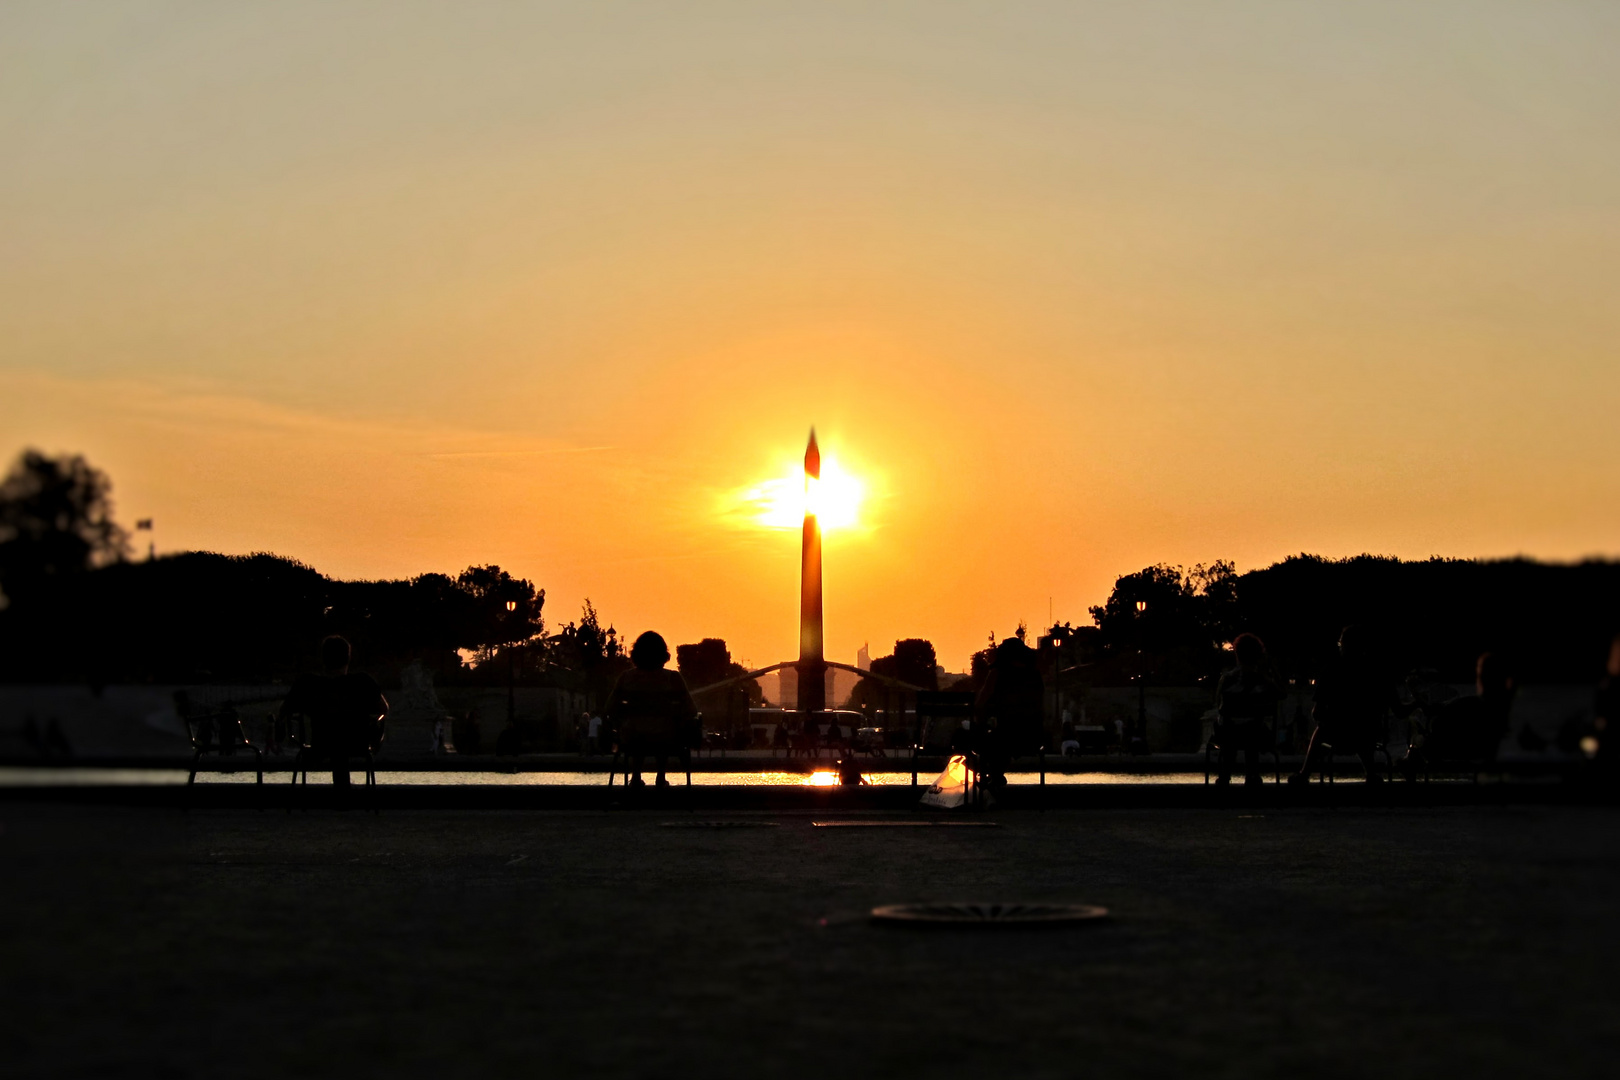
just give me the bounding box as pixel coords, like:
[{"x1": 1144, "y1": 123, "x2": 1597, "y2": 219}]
[
  {"x1": 171, "y1": 623, "x2": 1620, "y2": 792},
  {"x1": 1203, "y1": 626, "x2": 1620, "y2": 786}
]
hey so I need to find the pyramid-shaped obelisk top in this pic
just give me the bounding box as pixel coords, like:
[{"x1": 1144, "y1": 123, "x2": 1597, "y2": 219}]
[{"x1": 804, "y1": 428, "x2": 821, "y2": 480}]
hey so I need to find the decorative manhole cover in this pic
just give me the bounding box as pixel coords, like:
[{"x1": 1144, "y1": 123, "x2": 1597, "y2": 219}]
[
  {"x1": 870, "y1": 902, "x2": 1108, "y2": 926},
  {"x1": 658, "y1": 821, "x2": 780, "y2": 829},
  {"x1": 813, "y1": 820, "x2": 1000, "y2": 828}
]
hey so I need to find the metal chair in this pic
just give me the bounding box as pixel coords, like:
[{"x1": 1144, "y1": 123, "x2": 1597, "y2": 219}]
[
  {"x1": 1203, "y1": 723, "x2": 1283, "y2": 785},
  {"x1": 960, "y1": 743, "x2": 1048, "y2": 811},
  {"x1": 287, "y1": 716, "x2": 384, "y2": 812},
  {"x1": 1396, "y1": 705, "x2": 1490, "y2": 784},
  {"x1": 1309, "y1": 739, "x2": 1395, "y2": 783},
  {"x1": 182, "y1": 704, "x2": 264, "y2": 787},
  {"x1": 607, "y1": 743, "x2": 694, "y2": 789}
]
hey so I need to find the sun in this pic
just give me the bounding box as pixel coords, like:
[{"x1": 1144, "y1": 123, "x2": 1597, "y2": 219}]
[{"x1": 738, "y1": 453, "x2": 866, "y2": 531}]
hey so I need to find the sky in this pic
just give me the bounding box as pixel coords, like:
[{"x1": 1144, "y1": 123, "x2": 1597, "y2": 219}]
[{"x1": 3, "y1": 1, "x2": 1618, "y2": 672}]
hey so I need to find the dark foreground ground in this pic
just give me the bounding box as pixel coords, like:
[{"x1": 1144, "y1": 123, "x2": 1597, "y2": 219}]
[{"x1": 2, "y1": 801, "x2": 1616, "y2": 1079}]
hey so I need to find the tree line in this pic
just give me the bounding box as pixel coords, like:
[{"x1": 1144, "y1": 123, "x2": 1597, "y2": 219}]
[
  {"x1": 1067, "y1": 556, "x2": 1620, "y2": 686},
  {"x1": 2, "y1": 448, "x2": 1616, "y2": 690}
]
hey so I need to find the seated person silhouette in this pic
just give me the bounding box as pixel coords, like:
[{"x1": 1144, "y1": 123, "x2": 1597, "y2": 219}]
[
  {"x1": 1291, "y1": 625, "x2": 1393, "y2": 784},
  {"x1": 1214, "y1": 633, "x2": 1281, "y2": 786},
  {"x1": 278, "y1": 635, "x2": 388, "y2": 786},
  {"x1": 1404, "y1": 652, "x2": 1514, "y2": 778},
  {"x1": 835, "y1": 754, "x2": 867, "y2": 786},
  {"x1": 605, "y1": 631, "x2": 696, "y2": 788},
  {"x1": 973, "y1": 636, "x2": 1045, "y2": 787}
]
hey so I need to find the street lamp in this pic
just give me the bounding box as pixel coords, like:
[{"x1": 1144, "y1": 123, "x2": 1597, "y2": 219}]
[
  {"x1": 1134, "y1": 600, "x2": 1147, "y2": 753},
  {"x1": 1050, "y1": 632, "x2": 1061, "y2": 732},
  {"x1": 505, "y1": 601, "x2": 518, "y2": 728}
]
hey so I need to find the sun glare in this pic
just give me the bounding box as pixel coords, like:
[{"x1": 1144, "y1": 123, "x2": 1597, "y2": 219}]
[
  {"x1": 739, "y1": 454, "x2": 865, "y2": 531},
  {"x1": 804, "y1": 771, "x2": 839, "y2": 787}
]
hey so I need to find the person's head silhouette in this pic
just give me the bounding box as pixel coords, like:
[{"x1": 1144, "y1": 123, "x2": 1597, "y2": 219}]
[
  {"x1": 630, "y1": 631, "x2": 670, "y2": 671},
  {"x1": 1233, "y1": 633, "x2": 1267, "y2": 671},
  {"x1": 320, "y1": 635, "x2": 352, "y2": 675},
  {"x1": 995, "y1": 637, "x2": 1032, "y2": 667}
]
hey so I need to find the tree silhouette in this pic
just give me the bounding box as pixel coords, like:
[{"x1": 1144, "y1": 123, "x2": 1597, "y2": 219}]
[
  {"x1": 676, "y1": 638, "x2": 764, "y2": 703},
  {"x1": 0, "y1": 450, "x2": 128, "y2": 609},
  {"x1": 848, "y1": 638, "x2": 939, "y2": 709}
]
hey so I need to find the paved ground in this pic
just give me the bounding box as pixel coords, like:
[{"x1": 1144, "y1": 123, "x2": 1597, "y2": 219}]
[{"x1": 2, "y1": 801, "x2": 1616, "y2": 1079}]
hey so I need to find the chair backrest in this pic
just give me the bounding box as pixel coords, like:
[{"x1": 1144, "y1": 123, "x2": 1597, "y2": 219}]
[{"x1": 181, "y1": 712, "x2": 213, "y2": 751}]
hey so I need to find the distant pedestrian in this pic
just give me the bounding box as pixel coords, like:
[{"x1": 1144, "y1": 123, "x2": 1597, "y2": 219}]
[
  {"x1": 587, "y1": 711, "x2": 603, "y2": 755},
  {"x1": 1059, "y1": 720, "x2": 1080, "y2": 758},
  {"x1": 1213, "y1": 634, "x2": 1281, "y2": 786},
  {"x1": 278, "y1": 635, "x2": 388, "y2": 787},
  {"x1": 605, "y1": 631, "x2": 696, "y2": 788}
]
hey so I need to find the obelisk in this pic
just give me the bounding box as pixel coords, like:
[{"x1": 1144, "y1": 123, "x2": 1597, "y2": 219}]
[{"x1": 797, "y1": 428, "x2": 826, "y2": 715}]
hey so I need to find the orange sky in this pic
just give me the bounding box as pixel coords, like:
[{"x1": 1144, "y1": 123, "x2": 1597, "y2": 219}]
[{"x1": 3, "y1": 3, "x2": 1619, "y2": 671}]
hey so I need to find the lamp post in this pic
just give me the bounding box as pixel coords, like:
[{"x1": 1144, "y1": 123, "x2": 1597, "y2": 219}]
[
  {"x1": 505, "y1": 600, "x2": 517, "y2": 728},
  {"x1": 1134, "y1": 600, "x2": 1147, "y2": 753},
  {"x1": 1050, "y1": 630, "x2": 1064, "y2": 733}
]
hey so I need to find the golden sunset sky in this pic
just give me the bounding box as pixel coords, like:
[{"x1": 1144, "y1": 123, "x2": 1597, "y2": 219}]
[{"x1": 3, "y1": 2, "x2": 1618, "y2": 670}]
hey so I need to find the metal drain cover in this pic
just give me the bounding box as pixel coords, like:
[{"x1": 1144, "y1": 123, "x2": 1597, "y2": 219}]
[
  {"x1": 814, "y1": 820, "x2": 999, "y2": 828},
  {"x1": 870, "y1": 902, "x2": 1108, "y2": 925},
  {"x1": 659, "y1": 820, "x2": 780, "y2": 829}
]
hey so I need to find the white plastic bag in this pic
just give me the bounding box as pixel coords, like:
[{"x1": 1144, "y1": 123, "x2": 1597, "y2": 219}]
[{"x1": 919, "y1": 754, "x2": 970, "y2": 809}]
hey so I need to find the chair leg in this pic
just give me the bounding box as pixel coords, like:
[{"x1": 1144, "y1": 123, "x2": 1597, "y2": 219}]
[
  {"x1": 1038, "y1": 749, "x2": 1046, "y2": 813},
  {"x1": 188, "y1": 751, "x2": 201, "y2": 786}
]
